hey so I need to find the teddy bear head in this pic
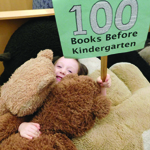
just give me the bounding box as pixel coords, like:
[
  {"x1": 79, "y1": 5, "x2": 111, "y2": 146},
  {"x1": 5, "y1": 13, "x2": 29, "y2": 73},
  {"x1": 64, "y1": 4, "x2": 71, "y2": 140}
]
[
  {"x1": 33, "y1": 74, "x2": 111, "y2": 138},
  {"x1": 0, "y1": 49, "x2": 56, "y2": 117}
]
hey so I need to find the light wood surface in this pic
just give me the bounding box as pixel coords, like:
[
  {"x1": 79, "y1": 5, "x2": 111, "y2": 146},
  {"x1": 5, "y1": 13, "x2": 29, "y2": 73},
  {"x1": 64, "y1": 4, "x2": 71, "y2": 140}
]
[
  {"x1": 0, "y1": 9, "x2": 54, "y2": 20},
  {"x1": 101, "y1": 56, "x2": 108, "y2": 82}
]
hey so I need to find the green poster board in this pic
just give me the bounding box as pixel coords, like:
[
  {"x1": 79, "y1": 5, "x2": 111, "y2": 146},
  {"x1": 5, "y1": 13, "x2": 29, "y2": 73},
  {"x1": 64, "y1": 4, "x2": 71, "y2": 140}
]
[{"x1": 53, "y1": 0, "x2": 150, "y2": 58}]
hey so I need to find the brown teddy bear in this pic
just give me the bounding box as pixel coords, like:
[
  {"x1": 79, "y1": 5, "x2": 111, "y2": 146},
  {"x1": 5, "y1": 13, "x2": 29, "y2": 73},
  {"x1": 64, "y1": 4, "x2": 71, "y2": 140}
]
[
  {"x1": 0, "y1": 49, "x2": 56, "y2": 142},
  {"x1": 0, "y1": 73, "x2": 111, "y2": 150},
  {"x1": 0, "y1": 49, "x2": 56, "y2": 117}
]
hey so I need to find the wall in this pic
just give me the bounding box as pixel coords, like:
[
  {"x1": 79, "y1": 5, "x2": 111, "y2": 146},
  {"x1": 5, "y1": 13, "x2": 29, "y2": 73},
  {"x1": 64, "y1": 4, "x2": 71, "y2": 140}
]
[{"x1": 0, "y1": 0, "x2": 33, "y2": 76}]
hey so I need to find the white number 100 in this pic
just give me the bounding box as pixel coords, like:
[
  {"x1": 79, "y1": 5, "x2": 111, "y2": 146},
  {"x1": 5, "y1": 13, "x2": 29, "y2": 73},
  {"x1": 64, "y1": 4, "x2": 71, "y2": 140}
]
[{"x1": 69, "y1": 0, "x2": 138, "y2": 35}]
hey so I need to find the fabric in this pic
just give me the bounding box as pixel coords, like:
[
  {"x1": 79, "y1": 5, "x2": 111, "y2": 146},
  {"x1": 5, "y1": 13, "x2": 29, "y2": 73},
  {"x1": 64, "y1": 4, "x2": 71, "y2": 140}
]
[{"x1": 32, "y1": 0, "x2": 53, "y2": 9}]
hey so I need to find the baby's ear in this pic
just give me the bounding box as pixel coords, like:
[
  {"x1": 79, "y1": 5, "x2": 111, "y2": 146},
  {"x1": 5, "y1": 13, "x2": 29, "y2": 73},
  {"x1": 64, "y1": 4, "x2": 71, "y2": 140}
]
[{"x1": 92, "y1": 95, "x2": 111, "y2": 119}]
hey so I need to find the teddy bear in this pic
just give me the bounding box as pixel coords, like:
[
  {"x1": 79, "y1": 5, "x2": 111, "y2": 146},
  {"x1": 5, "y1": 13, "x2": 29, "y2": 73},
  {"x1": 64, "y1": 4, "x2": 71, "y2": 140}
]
[
  {"x1": 0, "y1": 52, "x2": 150, "y2": 150},
  {"x1": 72, "y1": 62, "x2": 150, "y2": 150},
  {"x1": 0, "y1": 49, "x2": 56, "y2": 117},
  {"x1": 0, "y1": 73, "x2": 111, "y2": 150}
]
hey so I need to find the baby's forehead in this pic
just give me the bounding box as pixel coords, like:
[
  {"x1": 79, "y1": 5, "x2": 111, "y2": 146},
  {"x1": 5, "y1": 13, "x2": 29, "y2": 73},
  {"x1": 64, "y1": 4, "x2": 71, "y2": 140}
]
[
  {"x1": 55, "y1": 57, "x2": 79, "y2": 69},
  {"x1": 56, "y1": 57, "x2": 65, "y2": 62},
  {"x1": 54, "y1": 57, "x2": 63, "y2": 64},
  {"x1": 57, "y1": 57, "x2": 77, "y2": 64}
]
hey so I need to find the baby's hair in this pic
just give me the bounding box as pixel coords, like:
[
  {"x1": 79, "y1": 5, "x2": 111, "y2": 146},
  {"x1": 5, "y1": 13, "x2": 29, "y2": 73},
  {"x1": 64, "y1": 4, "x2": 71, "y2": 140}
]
[
  {"x1": 75, "y1": 59, "x2": 88, "y2": 75},
  {"x1": 53, "y1": 56, "x2": 88, "y2": 75}
]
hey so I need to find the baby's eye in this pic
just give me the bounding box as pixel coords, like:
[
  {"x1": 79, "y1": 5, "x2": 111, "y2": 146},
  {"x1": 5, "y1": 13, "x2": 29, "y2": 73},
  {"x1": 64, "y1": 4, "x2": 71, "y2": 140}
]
[
  {"x1": 57, "y1": 65, "x2": 62, "y2": 68},
  {"x1": 68, "y1": 70, "x2": 72, "y2": 73}
]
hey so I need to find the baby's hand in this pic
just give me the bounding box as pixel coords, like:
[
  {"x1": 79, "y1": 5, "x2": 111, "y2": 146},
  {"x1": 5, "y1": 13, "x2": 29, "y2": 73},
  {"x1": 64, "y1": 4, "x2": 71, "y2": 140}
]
[
  {"x1": 97, "y1": 74, "x2": 111, "y2": 88},
  {"x1": 18, "y1": 122, "x2": 41, "y2": 139}
]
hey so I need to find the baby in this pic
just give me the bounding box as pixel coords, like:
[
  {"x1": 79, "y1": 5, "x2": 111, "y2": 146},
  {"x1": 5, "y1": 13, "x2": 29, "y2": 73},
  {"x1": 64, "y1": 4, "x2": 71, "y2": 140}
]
[{"x1": 18, "y1": 56, "x2": 111, "y2": 139}]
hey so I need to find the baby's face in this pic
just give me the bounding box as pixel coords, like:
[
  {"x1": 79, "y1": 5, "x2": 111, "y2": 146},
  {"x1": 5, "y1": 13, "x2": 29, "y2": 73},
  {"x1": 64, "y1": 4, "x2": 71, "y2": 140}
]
[{"x1": 54, "y1": 57, "x2": 79, "y2": 83}]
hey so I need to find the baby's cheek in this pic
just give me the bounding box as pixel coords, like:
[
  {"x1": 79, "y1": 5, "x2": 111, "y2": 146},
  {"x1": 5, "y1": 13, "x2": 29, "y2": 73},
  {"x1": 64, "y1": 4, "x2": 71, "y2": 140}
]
[
  {"x1": 54, "y1": 69, "x2": 57, "y2": 74},
  {"x1": 66, "y1": 72, "x2": 71, "y2": 75}
]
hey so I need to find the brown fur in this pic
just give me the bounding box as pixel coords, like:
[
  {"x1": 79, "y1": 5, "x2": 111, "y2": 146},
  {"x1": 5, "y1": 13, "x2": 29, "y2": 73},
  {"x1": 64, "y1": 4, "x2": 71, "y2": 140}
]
[
  {"x1": 0, "y1": 49, "x2": 56, "y2": 117},
  {"x1": 0, "y1": 133, "x2": 77, "y2": 150},
  {"x1": 0, "y1": 49, "x2": 56, "y2": 143},
  {"x1": 0, "y1": 113, "x2": 28, "y2": 141},
  {"x1": 0, "y1": 74, "x2": 111, "y2": 150}
]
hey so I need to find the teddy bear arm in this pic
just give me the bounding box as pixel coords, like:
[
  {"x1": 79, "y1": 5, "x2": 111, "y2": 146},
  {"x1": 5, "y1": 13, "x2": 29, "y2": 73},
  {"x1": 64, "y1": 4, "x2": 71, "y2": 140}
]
[
  {"x1": 52, "y1": 133, "x2": 78, "y2": 150},
  {"x1": 92, "y1": 95, "x2": 111, "y2": 119},
  {"x1": 0, "y1": 112, "x2": 27, "y2": 142}
]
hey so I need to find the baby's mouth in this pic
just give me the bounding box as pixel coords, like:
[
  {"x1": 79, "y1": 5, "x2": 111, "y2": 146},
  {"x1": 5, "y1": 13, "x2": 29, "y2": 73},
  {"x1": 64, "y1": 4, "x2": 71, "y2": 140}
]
[{"x1": 56, "y1": 76, "x2": 62, "y2": 82}]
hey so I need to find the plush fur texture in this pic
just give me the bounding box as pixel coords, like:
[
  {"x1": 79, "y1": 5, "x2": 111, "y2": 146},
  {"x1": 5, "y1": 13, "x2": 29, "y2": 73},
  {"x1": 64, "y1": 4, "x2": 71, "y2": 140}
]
[
  {"x1": 142, "y1": 129, "x2": 150, "y2": 150},
  {"x1": 0, "y1": 74, "x2": 111, "y2": 150},
  {"x1": 0, "y1": 113, "x2": 30, "y2": 142},
  {"x1": 0, "y1": 60, "x2": 150, "y2": 149},
  {"x1": 72, "y1": 63, "x2": 150, "y2": 150},
  {"x1": 0, "y1": 49, "x2": 56, "y2": 117}
]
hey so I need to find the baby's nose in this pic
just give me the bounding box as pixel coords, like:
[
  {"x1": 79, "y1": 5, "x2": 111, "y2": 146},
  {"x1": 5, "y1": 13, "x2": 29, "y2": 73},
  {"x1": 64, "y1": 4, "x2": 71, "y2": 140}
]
[{"x1": 60, "y1": 68, "x2": 66, "y2": 75}]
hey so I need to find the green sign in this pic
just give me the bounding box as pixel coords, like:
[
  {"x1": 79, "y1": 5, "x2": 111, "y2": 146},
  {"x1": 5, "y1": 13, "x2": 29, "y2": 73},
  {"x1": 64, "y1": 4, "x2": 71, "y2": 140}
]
[{"x1": 52, "y1": 0, "x2": 150, "y2": 58}]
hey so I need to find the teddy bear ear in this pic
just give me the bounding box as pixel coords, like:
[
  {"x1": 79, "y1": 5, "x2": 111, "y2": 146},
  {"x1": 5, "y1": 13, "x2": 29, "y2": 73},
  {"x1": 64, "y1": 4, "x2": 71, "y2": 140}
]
[
  {"x1": 92, "y1": 95, "x2": 111, "y2": 119},
  {"x1": 37, "y1": 49, "x2": 53, "y2": 60}
]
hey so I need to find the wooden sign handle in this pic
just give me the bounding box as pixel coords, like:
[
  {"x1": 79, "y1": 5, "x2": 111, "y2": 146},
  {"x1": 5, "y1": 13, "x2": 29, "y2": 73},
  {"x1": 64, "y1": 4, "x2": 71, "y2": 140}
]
[{"x1": 101, "y1": 56, "x2": 108, "y2": 82}]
